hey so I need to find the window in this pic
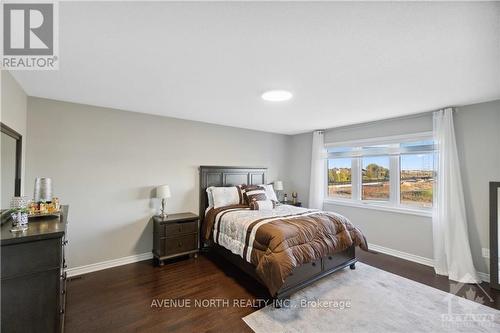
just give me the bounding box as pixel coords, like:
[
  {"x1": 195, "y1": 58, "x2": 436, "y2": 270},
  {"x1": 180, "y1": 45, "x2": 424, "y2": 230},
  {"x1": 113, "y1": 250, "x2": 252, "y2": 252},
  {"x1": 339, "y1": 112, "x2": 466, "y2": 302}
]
[
  {"x1": 400, "y1": 153, "x2": 434, "y2": 208},
  {"x1": 362, "y1": 156, "x2": 390, "y2": 201},
  {"x1": 328, "y1": 158, "x2": 352, "y2": 199},
  {"x1": 326, "y1": 134, "x2": 435, "y2": 213}
]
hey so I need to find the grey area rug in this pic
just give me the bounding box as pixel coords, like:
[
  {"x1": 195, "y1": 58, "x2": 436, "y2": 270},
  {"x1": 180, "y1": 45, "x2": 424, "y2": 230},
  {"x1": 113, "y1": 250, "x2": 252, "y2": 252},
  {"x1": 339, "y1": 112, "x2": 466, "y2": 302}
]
[{"x1": 243, "y1": 262, "x2": 499, "y2": 333}]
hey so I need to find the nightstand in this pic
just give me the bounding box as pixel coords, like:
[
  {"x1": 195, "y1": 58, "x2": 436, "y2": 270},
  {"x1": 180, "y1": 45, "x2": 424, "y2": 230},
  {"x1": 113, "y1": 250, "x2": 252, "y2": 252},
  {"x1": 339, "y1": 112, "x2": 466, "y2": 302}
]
[
  {"x1": 152, "y1": 212, "x2": 199, "y2": 266},
  {"x1": 280, "y1": 201, "x2": 302, "y2": 207}
]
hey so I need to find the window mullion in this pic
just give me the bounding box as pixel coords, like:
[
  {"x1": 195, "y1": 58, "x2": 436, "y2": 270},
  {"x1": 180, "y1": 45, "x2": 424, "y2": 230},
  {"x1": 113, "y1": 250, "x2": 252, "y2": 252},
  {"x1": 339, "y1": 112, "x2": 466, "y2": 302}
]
[
  {"x1": 389, "y1": 155, "x2": 399, "y2": 206},
  {"x1": 352, "y1": 157, "x2": 361, "y2": 201}
]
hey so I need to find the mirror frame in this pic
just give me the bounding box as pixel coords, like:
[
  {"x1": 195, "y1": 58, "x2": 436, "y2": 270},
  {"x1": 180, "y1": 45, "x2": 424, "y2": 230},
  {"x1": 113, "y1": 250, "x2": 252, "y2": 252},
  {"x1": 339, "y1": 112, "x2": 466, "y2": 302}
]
[
  {"x1": 0, "y1": 122, "x2": 22, "y2": 197},
  {"x1": 490, "y1": 181, "x2": 500, "y2": 290}
]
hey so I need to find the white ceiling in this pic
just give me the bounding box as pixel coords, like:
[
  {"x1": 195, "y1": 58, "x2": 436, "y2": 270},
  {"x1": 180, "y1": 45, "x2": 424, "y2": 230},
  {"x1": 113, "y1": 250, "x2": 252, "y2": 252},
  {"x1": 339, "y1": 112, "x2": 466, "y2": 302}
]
[{"x1": 11, "y1": 1, "x2": 500, "y2": 135}]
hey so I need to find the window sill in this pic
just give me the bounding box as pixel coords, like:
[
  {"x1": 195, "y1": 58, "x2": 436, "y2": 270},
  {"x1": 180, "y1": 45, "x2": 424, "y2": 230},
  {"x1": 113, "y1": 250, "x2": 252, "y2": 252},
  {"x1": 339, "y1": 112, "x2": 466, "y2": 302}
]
[{"x1": 323, "y1": 199, "x2": 432, "y2": 217}]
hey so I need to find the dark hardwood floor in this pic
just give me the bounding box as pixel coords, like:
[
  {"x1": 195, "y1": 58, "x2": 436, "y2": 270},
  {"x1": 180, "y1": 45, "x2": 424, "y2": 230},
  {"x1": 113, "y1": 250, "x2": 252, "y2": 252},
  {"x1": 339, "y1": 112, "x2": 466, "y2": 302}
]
[{"x1": 65, "y1": 250, "x2": 500, "y2": 332}]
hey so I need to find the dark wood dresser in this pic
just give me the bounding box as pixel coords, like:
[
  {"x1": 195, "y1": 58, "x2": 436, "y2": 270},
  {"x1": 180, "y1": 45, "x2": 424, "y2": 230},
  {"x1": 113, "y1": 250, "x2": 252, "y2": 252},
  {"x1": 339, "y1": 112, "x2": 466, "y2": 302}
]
[
  {"x1": 152, "y1": 212, "x2": 199, "y2": 266},
  {"x1": 1, "y1": 206, "x2": 68, "y2": 333}
]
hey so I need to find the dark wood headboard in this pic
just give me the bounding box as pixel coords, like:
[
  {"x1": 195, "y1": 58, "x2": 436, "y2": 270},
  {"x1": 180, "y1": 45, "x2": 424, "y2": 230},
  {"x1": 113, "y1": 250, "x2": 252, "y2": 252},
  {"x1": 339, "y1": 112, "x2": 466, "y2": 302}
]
[{"x1": 199, "y1": 166, "x2": 267, "y2": 221}]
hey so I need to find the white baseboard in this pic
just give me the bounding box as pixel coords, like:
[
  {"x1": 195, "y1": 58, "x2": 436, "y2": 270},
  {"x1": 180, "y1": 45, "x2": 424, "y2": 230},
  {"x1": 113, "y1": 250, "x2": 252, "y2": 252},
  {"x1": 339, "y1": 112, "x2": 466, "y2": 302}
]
[
  {"x1": 66, "y1": 252, "x2": 153, "y2": 277},
  {"x1": 367, "y1": 243, "x2": 490, "y2": 283},
  {"x1": 477, "y1": 271, "x2": 490, "y2": 283},
  {"x1": 65, "y1": 244, "x2": 492, "y2": 283},
  {"x1": 367, "y1": 243, "x2": 434, "y2": 267}
]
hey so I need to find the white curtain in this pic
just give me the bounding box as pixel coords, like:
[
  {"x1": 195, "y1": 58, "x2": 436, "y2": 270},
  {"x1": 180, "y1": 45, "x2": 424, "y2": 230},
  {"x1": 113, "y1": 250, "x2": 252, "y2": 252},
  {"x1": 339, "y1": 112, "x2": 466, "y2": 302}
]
[
  {"x1": 433, "y1": 108, "x2": 479, "y2": 283},
  {"x1": 308, "y1": 130, "x2": 326, "y2": 209}
]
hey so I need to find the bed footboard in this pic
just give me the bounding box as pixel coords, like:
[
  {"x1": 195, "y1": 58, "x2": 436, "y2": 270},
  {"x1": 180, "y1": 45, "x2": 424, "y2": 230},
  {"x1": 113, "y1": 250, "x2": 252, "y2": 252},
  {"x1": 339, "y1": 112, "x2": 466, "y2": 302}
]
[
  {"x1": 275, "y1": 246, "x2": 356, "y2": 301},
  {"x1": 211, "y1": 243, "x2": 356, "y2": 303}
]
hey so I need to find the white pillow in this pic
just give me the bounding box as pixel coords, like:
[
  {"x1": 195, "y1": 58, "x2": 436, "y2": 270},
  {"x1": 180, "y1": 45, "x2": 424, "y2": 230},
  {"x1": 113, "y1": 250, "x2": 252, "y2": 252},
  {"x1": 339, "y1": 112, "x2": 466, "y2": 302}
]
[
  {"x1": 261, "y1": 184, "x2": 278, "y2": 202},
  {"x1": 212, "y1": 186, "x2": 240, "y2": 209},
  {"x1": 206, "y1": 186, "x2": 215, "y2": 208}
]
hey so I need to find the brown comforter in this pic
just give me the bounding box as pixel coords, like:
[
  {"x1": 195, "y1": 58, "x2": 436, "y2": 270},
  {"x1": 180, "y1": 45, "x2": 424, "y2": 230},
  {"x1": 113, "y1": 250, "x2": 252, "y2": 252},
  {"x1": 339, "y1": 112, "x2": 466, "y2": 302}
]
[{"x1": 203, "y1": 205, "x2": 368, "y2": 296}]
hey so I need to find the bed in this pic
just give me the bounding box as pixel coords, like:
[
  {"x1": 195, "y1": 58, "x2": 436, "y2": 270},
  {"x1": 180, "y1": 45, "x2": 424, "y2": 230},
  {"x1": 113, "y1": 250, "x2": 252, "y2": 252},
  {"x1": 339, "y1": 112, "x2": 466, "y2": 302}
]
[{"x1": 199, "y1": 166, "x2": 367, "y2": 302}]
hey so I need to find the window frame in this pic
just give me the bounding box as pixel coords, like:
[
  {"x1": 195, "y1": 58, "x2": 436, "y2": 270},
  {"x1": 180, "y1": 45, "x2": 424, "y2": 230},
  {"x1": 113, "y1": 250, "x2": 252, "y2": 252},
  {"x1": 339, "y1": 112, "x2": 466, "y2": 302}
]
[{"x1": 324, "y1": 132, "x2": 434, "y2": 217}]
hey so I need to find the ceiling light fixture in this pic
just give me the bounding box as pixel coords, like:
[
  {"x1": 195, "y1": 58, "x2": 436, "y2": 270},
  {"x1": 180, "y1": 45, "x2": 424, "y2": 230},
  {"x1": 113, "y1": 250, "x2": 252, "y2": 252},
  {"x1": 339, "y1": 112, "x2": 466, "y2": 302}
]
[{"x1": 261, "y1": 90, "x2": 293, "y2": 102}]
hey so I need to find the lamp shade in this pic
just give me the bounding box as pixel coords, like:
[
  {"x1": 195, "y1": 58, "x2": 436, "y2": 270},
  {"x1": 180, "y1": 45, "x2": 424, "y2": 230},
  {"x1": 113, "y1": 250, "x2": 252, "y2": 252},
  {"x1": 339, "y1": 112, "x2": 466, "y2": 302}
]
[
  {"x1": 156, "y1": 185, "x2": 171, "y2": 199},
  {"x1": 34, "y1": 177, "x2": 52, "y2": 202},
  {"x1": 273, "y1": 181, "x2": 283, "y2": 191}
]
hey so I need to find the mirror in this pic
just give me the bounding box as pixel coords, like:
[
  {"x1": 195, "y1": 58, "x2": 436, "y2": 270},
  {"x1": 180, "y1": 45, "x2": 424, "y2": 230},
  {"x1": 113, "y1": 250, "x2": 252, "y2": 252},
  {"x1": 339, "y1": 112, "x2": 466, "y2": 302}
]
[
  {"x1": 1, "y1": 123, "x2": 22, "y2": 209},
  {"x1": 490, "y1": 182, "x2": 500, "y2": 290}
]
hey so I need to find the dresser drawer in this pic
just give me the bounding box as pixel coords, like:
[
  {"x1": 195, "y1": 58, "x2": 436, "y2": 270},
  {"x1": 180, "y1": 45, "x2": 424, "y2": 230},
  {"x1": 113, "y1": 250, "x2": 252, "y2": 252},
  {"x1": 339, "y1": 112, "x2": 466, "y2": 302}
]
[
  {"x1": 1, "y1": 238, "x2": 62, "y2": 279},
  {"x1": 1, "y1": 269, "x2": 60, "y2": 333},
  {"x1": 164, "y1": 221, "x2": 197, "y2": 238},
  {"x1": 163, "y1": 234, "x2": 197, "y2": 256}
]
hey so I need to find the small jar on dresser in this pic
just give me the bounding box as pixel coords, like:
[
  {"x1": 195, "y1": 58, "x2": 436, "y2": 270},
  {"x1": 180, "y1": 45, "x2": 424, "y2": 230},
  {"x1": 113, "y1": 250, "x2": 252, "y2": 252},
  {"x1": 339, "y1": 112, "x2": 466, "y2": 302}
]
[{"x1": 152, "y1": 212, "x2": 199, "y2": 266}]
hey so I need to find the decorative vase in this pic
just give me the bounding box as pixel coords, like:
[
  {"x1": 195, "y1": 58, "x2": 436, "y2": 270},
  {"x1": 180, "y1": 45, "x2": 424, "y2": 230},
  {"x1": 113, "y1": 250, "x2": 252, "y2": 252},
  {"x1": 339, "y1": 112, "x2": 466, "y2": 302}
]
[
  {"x1": 10, "y1": 211, "x2": 28, "y2": 232},
  {"x1": 10, "y1": 196, "x2": 28, "y2": 209},
  {"x1": 10, "y1": 196, "x2": 29, "y2": 232}
]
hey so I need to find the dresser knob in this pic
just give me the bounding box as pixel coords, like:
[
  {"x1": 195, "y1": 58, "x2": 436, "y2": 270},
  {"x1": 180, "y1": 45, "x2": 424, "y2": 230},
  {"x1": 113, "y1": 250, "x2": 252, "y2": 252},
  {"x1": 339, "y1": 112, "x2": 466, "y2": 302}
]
[
  {"x1": 328, "y1": 256, "x2": 332, "y2": 260},
  {"x1": 312, "y1": 262, "x2": 316, "y2": 267},
  {"x1": 178, "y1": 242, "x2": 182, "y2": 247},
  {"x1": 178, "y1": 227, "x2": 182, "y2": 232}
]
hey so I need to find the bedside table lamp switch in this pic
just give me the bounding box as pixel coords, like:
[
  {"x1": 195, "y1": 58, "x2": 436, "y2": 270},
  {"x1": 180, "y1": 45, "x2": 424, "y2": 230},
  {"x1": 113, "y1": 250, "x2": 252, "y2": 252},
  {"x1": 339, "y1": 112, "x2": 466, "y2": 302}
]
[{"x1": 156, "y1": 185, "x2": 171, "y2": 218}]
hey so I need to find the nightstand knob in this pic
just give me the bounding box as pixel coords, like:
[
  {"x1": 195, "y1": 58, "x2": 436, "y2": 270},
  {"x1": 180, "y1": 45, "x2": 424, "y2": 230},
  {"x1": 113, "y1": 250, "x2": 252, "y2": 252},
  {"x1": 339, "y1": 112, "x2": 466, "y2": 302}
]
[
  {"x1": 178, "y1": 241, "x2": 182, "y2": 247},
  {"x1": 178, "y1": 227, "x2": 182, "y2": 232}
]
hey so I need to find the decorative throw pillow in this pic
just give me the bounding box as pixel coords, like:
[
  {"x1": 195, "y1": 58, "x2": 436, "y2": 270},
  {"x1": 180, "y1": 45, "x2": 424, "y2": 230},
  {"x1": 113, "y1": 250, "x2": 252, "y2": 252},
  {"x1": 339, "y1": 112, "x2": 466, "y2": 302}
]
[
  {"x1": 261, "y1": 184, "x2": 278, "y2": 202},
  {"x1": 249, "y1": 199, "x2": 276, "y2": 210},
  {"x1": 211, "y1": 186, "x2": 240, "y2": 209},
  {"x1": 243, "y1": 185, "x2": 267, "y2": 204},
  {"x1": 236, "y1": 184, "x2": 247, "y2": 205}
]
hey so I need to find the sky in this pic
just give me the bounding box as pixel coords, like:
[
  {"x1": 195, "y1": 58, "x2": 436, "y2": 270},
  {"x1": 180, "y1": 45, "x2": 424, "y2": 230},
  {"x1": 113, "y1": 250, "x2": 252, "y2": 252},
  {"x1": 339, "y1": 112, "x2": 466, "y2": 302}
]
[{"x1": 329, "y1": 154, "x2": 433, "y2": 171}]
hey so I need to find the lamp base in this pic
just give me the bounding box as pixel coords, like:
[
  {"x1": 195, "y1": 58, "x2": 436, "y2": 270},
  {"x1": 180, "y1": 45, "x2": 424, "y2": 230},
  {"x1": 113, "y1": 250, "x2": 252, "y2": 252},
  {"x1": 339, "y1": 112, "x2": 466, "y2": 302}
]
[{"x1": 159, "y1": 198, "x2": 168, "y2": 219}]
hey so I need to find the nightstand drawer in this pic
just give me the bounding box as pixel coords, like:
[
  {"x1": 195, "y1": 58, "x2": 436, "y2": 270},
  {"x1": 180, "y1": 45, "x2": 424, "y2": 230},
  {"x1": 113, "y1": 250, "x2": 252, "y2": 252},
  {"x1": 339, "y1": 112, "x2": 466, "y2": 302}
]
[
  {"x1": 164, "y1": 221, "x2": 197, "y2": 238},
  {"x1": 164, "y1": 234, "x2": 197, "y2": 256}
]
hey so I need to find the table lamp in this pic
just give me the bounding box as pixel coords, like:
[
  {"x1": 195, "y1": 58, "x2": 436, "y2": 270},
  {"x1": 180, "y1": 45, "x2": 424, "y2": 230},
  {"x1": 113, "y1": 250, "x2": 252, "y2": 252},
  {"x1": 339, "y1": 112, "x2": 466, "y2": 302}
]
[
  {"x1": 274, "y1": 181, "x2": 284, "y2": 201},
  {"x1": 156, "y1": 185, "x2": 171, "y2": 218}
]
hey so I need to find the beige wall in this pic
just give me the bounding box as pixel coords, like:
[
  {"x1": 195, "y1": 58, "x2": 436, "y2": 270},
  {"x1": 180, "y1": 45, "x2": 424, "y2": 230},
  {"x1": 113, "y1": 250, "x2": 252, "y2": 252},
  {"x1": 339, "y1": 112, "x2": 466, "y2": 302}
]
[
  {"x1": 288, "y1": 132, "x2": 312, "y2": 206},
  {"x1": 454, "y1": 100, "x2": 500, "y2": 274},
  {"x1": 1, "y1": 71, "x2": 27, "y2": 200},
  {"x1": 290, "y1": 100, "x2": 500, "y2": 275},
  {"x1": 20, "y1": 92, "x2": 500, "y2": 275},
  {"x1": 26, "y1": 97, "x2": 291, "y2": 268}
]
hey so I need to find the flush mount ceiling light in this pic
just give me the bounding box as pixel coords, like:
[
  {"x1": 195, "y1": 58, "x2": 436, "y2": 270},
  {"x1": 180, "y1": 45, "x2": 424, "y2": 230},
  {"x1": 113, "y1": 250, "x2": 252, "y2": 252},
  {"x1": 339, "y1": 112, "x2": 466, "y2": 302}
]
[{"x1": 261, "y1": 90, "x2": 293, "y2": 102}]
